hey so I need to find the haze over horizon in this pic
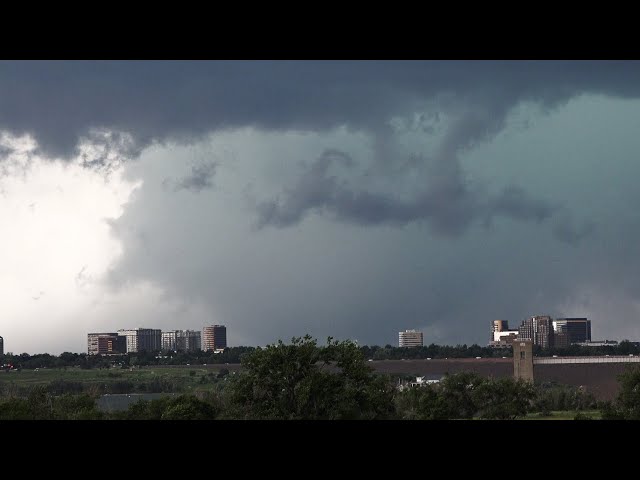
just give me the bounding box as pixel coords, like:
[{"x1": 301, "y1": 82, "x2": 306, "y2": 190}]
[{"x1": 1, "y1": 60, "x2": 640, "y2": 355}]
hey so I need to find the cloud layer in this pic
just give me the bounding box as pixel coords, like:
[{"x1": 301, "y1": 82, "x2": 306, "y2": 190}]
[
  {"x1": 2, "y1": 61, "x2": 640, "y2": 353},
  {"x1": 2, "y1": 61, "x2": 640, "y2": 158}
]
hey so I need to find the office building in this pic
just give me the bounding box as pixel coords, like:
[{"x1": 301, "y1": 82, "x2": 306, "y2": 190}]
[
  {"x1": 519, "y1": 315, "x2": 554, "y2": 349},
  {"x1": 162, "y1": 331, "x2": 177, "y2": 351},
  {"x1": 553, "y1": 318, "x2": 591, "y2": 344},
  {"x1": 490, "y1": 320, "x2": 519, "y2": 345},
  {"x1": 492, "y1": 320, "x2": 509, "y2": 335},
  {"x1": 87, "y1": 333, "x2": 126, "y2": 355},
  {"x1": 399, "y1": 329, "x2": 424, "y2": 348},
  {"x1": 0, "y1": 336, "x2": 3, "y2": 356},
  {"x1": 178, "y1": 330, "x2": 201, "y2": 351},
  {"x1": 117, "y1": 328, "x2": 162, "y2": 353},
  {"x1": 203, "y1": 325, "x2": 227, "y2": 352},
  {"x1": 162, "y1": 330, "x2": 202, "y2": 352}
]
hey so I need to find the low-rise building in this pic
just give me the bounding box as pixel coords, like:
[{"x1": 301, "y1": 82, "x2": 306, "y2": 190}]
[{"x1": 575, "y1": 340, "x2": 619, "y2": 347}]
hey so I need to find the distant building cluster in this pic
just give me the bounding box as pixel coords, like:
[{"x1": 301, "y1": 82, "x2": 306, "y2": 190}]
[
  {"x1": 87, "y1": 325, "x2": 227, "y2": 355},
  {"x1": 399, "y1": 329, "x2": 424, "y2": 348},
  {"x1": 489, "y1": 317, "x2": 592, "y2": 348}
]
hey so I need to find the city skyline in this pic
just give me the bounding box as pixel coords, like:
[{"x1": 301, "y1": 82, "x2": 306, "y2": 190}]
[
  {"x1": 3, "y1": 313, "x2": 628, "y2": 355},
  {"x1": 2, "y1": 61, "x2": 640, "y2": 354}
]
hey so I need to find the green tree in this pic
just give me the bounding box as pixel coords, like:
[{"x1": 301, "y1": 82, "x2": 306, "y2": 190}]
[
  {"x1": 0, "y1": 386, "x2": 53, "y2": 420},
  {"x1": 116, "y1": 395, "x2": 219, "y2": 420},
  {"x1": 161, "y1": 395, "x2": 219, "y2": 420},
  {"x1": 612, "y1": 365, "x2": 640, "y2": 419},
  {"x1": 122, "y1": 397, "x2": 174, "y2": 420},
  {"x1": 225, "y1": 335, "x2": 396, "y2": 420},
  {"x1": 473, "y1": 377, "x2": 535, "y2": 420},
  {"x1": 53, "y1": 394, "x2": 104, "y2": 420},
  {"x1": 395, "y1": 385, "x2": 450, "y2": 420},
  {"x1": 436, "y1": 372, "x2": 485, "y2": 419}
]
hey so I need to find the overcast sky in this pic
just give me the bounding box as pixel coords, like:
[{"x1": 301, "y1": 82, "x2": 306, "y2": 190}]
[{"x1": 1, "y1": 60, "x2": 640, "y2": 354}]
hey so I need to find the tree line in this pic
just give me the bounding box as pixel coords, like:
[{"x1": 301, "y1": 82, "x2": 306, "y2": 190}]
[
  {"x1": 3, "y1": 340, "x2": 638, "y2": 371},
  {"x1": 3, "y1": 335, "x2": 640, "y2": 420}
]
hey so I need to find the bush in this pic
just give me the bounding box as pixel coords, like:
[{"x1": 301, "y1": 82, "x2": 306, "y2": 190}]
[
  {"x1": 573, "y1": 412, "x2": 591, "y2": 420},
  {"x1": 47, "y1": 379, "x2": 84, "y2": 395},
  {"x1": 161, "y1": 395, "x2": 219, "y2": 420}
]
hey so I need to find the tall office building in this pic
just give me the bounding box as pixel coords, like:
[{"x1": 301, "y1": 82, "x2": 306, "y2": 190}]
[
  {"x1": 518, "y1": 315, "x2": 554, "y2": 349},
  {"x1": 399, "y1": 329, "x2": 424, "y2": 348},
  {"x1": 0, "y1": 336, "x2": 3, "y2": 356},
  {"x1": 553, "y1": 318, "x2": 591, "y2": 344},
  {"x1": 162, "y1": 330, "x2": 202, "y2": 352},
  {"x1": 117, "y1": 328, "x2": 162, "y2": 353},
  {"x1": 88, "y1": 333, "x2": 127, "y2": 355},
  {"x1": 203, "y1": 325, "x2": 227, "y2": 351}
]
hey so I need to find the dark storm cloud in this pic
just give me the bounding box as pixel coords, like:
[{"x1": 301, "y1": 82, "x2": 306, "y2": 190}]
[
  {"x1": 100, "y1": 89, "x2": 640, "y2": 348},
  {"x1": 488, "y1": 185, "x2": 557, "y2": 223},
  {"x1": 2, "y1": 61, "x2": 640, "y2": 158},
  {"x1": 171, "y1": 161, "x2": 218, "y2": 193},
  {"x1": 552, "y1": 215, "x2": 596, "y2": 246},
  {"x1": 256, "y1": 150, "x2": 557, "y2": 235},
  {"x1": 76, "y1": 129, "x2": 141, "y2": 176},
  {"x1": 4, "y1": 61, "x2": 639, "y2": 238},
  {"x1": 255, "y1": 148, "x2": 474, "y2": 232}
]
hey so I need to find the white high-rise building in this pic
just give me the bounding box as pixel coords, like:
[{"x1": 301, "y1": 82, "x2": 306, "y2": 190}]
[{"x1": 399, "y1": 329, "x2": 423, "y2": 348}]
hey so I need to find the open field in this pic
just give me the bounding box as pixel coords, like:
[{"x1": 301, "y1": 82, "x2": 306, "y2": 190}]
[
  {"x1": 0, "y1": 364, "x2": 237, "y2": 395},
  {"x1": 0, "y1": 365, "x2": 612, "y2": 419},
  {"x1": 1, "y1": 359, "x2": 633, "y2": 402}
]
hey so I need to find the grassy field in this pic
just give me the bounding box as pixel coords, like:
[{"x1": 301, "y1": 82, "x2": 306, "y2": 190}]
[
  {"x1": 523, "y1": 410, "x2": 602, "y2": 420},
  {"x1": 0, "y1": 365, "x2": 234, "y2": 395},
  {"x1": 0, "y1": 369, "x2": 607, "y2": 419}
]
